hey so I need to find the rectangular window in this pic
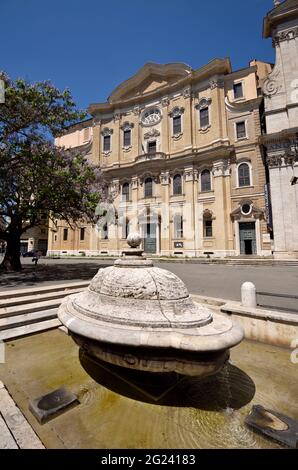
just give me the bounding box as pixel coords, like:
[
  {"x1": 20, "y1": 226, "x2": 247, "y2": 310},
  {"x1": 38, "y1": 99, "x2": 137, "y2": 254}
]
[
  {"x1": 80, "y1": 228, "x2": 85, "y2": 241},
  {"x1": 233, "y1": 82, "x2": 243, "y2": 100},
  {"x1": 123, "y1": 129, "x2": 131, "y2": 147},
  {"x1": 200, "y1": 107, "x2": 209, "y2": 128},
  {"x1": 173, "y1": 115, "x2": 181, "y2": 135},
  {"x1": 174, "y1": 215, "x2": 183, "y2": 239},
  {"x1": 147, "y1": 140, "x2": 157, "y2": 154},
  {"x1": 103, "y1": 135, "x2": 111, "y2": 152},
  {"x1": 204, "y1": 220, "x2": 213, "y2": 238},
  {"x1": 63, "y1": 228, "x2": 68, "y2": 241},
  {"x1": 236, "y1": 121, "x2": 246, "y2": 140}
]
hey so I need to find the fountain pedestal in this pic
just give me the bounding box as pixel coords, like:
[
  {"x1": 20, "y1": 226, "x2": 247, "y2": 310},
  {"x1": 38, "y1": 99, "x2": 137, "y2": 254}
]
[{"x1": 58, "y1": 233, "x2": 243, "y2": 377}]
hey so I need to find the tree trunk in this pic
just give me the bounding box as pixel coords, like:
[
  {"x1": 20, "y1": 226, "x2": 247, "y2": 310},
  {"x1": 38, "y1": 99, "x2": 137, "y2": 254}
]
[{"x1": 1, "y1": 233, "x2": 22, "y2": 271}]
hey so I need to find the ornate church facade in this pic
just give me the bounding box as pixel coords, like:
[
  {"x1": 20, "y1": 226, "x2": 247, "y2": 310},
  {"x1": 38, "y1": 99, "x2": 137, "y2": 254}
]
[
  {"x1": 261, "y1": 0, "x2": 298, "y2": 258},
  {"x1": 48, "y1": 56, "x2": 273, "y2": 258}
]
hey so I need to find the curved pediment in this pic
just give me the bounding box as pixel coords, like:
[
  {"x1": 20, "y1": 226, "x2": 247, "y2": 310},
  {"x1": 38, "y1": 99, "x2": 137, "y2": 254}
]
[{"x1": 108, "y1": 62, "x2": 192, "y2": 103}]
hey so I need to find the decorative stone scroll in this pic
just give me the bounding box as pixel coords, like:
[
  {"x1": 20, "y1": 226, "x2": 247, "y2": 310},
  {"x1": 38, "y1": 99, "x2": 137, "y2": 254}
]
[
  {"x1": 110, "y1": 179, "x2": 120, "y2": 197},
  {"x1": 184, "y1": 166, "x2": 196, "y2": 182},
  {"x1": 209, "y1": 78, "x2": 224, "y2": 90},
  {"x1": 144, "y1": 128, "x2": 160, "y2": 140},
  {"x1": 160, "y1": 171, "x2": 170, "y2": 185},
  {"x1": 133, "y1": 105, "x2": 140, "y2": 116},
  {"x1": 120, "y1": 121, "x2": 134, "y2": 131},
  {"x1": 161, "y1": 96, "x2": 170, "y2": 107},
  {"x1": 203, "y1": 209, "x2": 215, "y2": 220},
  {"x1": 195, "y1": 98, "x2": 212, "y2": 110},
  {"x1": 168, "y1": 106, "x2": 185, "y2": 117},
  {"x1": 101, "y1": 127, "x2": 113, "y2": 137},
  {"x1": 131, "y1": 176, "x2": 138, "y2": 190},
  {"x1": 263, "y1": 69, "x2": 282, "y2": 97},
  {"x1": 212, "y1": 160, "x2": 230, "y2": 177},
  {"x1": 267, "y1": 153, "x2": 295, "y2": 168},
  {"x1": 183, "y1": 87, "x2": 191, "y2": 98},
  {"x1": 274, "y1": 27, "x2": 298, "y2": 46}
]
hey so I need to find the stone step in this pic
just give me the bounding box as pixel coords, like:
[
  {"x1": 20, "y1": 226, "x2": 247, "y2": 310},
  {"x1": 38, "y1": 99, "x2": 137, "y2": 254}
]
[
  {"x1": 0, "y1": 384, "x2": 44, "y2": 448},
  {"x1": 0, "y1": 298, "x2": 64, "y2": 318},
  {"x1": 0, "y1": 308, "x2": 58, "y2": 331},
  {"x1": 0, "y1": 287, "x2": 84, "y2": 308},
  {"x1": 0, "y1": 318, "x2": 61, "y2": 341},
  {"x1": 0, "y1": 413, "x2": 18, "y2": 449},
  {"x1": 0, "y1": 281, "x2": 89, "y2": 300}
]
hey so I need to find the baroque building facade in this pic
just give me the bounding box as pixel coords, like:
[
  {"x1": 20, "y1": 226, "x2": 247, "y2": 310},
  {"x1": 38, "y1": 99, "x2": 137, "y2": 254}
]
[
  {"x1": 48, "y1": 57, "x2": 273, "y2": 258},
  {"x1": 261, "y1": 0, "x2": 298, "y2": 258},
  {"x1": 20, "y1": 224, "x2": 49, "y2": 255}
]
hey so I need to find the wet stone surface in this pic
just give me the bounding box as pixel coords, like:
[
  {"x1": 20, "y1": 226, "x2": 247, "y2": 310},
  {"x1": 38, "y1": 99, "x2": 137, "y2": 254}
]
[
  {"x1": 0, "y1": 329, "x2": 297, "y2": 448},
  {"x1": 29, "y1": 387, "x2": 79, "y2": 424},
  {"x1": 245, "y1": 405, "x2": 298, "y2": 449}
]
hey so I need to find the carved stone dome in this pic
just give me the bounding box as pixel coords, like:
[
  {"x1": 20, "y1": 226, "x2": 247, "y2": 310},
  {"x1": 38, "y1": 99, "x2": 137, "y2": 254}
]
[{"x1": 72, "y1": 264, "x2": 212, "y2": 329}]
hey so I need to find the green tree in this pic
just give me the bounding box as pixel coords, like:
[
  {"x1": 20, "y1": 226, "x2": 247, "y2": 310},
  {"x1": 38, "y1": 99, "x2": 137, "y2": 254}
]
[{"x1": 0, "y1": 72, "x2": 101, "y2": 271}]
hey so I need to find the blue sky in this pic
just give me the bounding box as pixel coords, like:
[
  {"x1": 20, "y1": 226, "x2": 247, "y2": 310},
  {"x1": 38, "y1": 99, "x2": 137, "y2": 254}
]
[{"x1": 0, "y1": 0, "x2": 275, "y2": 110}]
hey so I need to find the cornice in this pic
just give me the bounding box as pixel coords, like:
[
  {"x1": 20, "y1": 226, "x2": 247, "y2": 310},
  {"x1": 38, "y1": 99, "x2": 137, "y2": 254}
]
[
  {"x1": 259, "y1": 126, "x2": 298, "y2": 145},
  {"x1": 108, "y1": 62, "x2": 192, "y2": 103},
  {"x1": 224, "y1": 65, "x2": 258, "y2": 81},
  {"x1": 263, "y1": 0, "x2": 298, "y2": 38},
  {"x1": 88, "y1": 58, "x2": 232, "y2": 116},
  {"x1": 100, "y1": 144, "x2": 236, "y2": 179},
  {"x1": 61, "y1": 118, "x2": 93, "y2": 134},
  {"x1": 64, "y1": 139, "x2": 93, "y2": 156},
  {"x1": 225, "y1": 96, "x2": 263, "y2": 113}
]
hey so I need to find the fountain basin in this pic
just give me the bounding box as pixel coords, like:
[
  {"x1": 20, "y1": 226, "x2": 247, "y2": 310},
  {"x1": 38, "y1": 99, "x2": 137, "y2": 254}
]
[{"x1": 58, "y1": 233, "x2": 244, "y2": 377}]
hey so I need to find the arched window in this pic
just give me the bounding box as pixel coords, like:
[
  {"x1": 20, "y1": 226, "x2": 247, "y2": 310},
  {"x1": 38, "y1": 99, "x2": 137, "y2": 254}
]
[
  {"x1": 122, "y1": 218, "x2": 130, "y2": 239},
  {"x1": 238, "y1": 163, "x2": 251, "y2": 187},
  {"x1": 173, "y1": 174, "x2": 182, "y2": 195},
  {"x1": 144, "y1": 177, "x2": 153, "y2": 198},
  {"x1": 201, "y1": 169, "x2": 211, "y2": 192},
  {"x1": 174, "y1": 214, "x2": 183, "y2": 239},
  {"x1": 203, "y1": 211, "x2": 213, "y2": 238},
  {"x1": 122, "y1": 182, "x2": 130, "y2": 202}
]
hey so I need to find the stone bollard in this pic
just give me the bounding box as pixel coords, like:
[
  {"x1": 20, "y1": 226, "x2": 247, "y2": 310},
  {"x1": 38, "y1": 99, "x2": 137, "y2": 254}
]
[{"x1": 241, "y1": 282, "x2": 257, "y2": 308}]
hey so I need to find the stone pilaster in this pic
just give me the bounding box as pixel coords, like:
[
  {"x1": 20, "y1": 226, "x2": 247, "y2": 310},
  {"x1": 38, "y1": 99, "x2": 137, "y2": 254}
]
[
  {"x1": 161, "y1": 96, "x2": 170, "y2": 154},
  {"x1": 92, "y1": 121, "x2": 101, "y2": 166},
  {"x1": 160, "y1": 171, "x2": 170, "y2": 255},
  {"x1": 183, "y1": 165, "x2": 196, "y2": 254},
  {"x1": 212, "y1": 159, "x2": 232, "y2": 253}
]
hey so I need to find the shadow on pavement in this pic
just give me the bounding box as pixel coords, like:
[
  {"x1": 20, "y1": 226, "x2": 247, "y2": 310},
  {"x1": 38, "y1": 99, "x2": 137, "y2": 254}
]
[{"x1": 0, "y1": 263, "x2": 110, "y2": 289}]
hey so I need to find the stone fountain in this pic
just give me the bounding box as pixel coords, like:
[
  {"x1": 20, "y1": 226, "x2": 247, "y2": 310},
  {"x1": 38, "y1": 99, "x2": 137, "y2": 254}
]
[{"x1": 58, "y1": 233, "x2": 244, "y2": 377}]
